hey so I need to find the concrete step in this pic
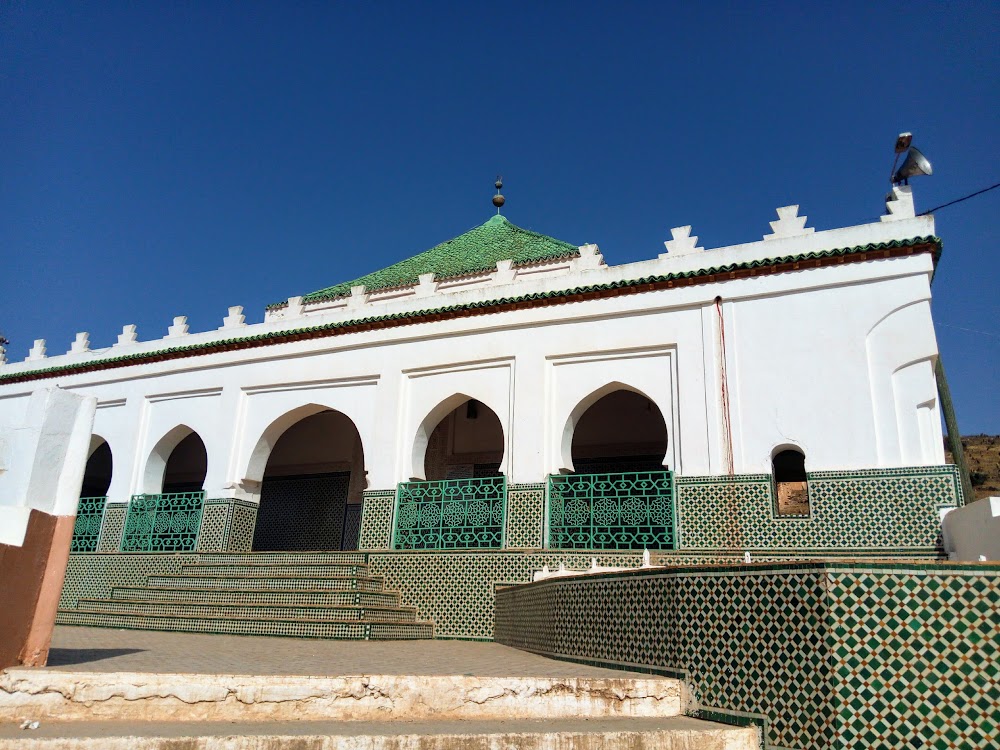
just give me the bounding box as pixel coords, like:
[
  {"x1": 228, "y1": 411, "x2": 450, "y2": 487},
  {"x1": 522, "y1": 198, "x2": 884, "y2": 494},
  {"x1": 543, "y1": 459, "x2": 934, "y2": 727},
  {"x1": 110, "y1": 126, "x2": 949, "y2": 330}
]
[
  {"x1": 55, "y1": 612, "x2": 433, "y2": 640},
  {"x1": 195, "y1": 552, "x2": 368, "y2": 565},
  {"x1": 0, "y1": 670, "x2": 686, "y2": 723},
  {"x1": 75, "y1": 599, "x2": 418, "y2": 622},
  {"x1": 0, "y1": 717, "x2": 758, "y2": 749},
  {"x1": 146, "y1": 574, "x2": 386, "y2": 592},
  {"x1": 183, "y1": 563, "x2": 369, "y2": 577},
  {"x1": 109, "y1": 586, "x2": 403, "y2": 608}
]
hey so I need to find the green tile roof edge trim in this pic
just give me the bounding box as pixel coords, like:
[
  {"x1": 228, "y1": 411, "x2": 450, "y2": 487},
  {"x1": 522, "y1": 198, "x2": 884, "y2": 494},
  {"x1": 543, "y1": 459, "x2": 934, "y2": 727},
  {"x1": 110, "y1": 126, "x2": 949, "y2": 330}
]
[
  {"x1": 274, "y1": 215, "x2": 581, "y2": 309},
  {"x1": 0, "y1": 236, "x2": 940, "y2": 386}
]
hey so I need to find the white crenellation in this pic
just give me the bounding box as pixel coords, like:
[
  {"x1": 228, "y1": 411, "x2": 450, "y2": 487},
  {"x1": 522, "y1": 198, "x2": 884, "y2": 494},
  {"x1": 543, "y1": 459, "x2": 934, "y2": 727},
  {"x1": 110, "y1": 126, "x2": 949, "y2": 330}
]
[
  {"x1": 220, "y1": 306, "x2": 247, "y2": 330},
  {"x1": 165, "y1": 316, "x2": 190, "y2": 339},
  {"x1": 882, "y1": 185, "x2": 916, "y2": 222},
  {"x1": 68, "y1": 332, "x2": 91, "y2": 355},
  {"x1": 494, "y1": 259, "x2": 516, "y2": 285},
  {"x1": 0, "y1": 344, "x2": 6, "y2": 366},
  {"x1": 764, "y1": 205, "x2": 814, "y2": 240},
  {"x1": 286, "y1": 297, "x2": 305, "y2": 319},
  {"x1": 415, "y1": 273, "x2": 438, "y2": 298},
  {"x1": 26, "y1": 339, "x2": 47, "y2": 362},
  {"x1": 117, "y1": 325, "x2": 139, "y2": 347},
  {"x1": 348, "y1": 286, "x2": 369, "y2": 310},
  {"x1": 574, "y1": 244, "x2": 604, "y2": 271},
  {"x1": 660, "y1": 226, "x2": 704, "y2": 258}
]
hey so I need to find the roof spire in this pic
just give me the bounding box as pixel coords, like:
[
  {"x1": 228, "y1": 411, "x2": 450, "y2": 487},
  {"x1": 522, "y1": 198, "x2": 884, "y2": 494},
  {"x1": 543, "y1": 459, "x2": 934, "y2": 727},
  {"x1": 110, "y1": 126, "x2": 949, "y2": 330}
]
[{"x1": 493, "y1": 176, "x2": 505, "y2": 214}]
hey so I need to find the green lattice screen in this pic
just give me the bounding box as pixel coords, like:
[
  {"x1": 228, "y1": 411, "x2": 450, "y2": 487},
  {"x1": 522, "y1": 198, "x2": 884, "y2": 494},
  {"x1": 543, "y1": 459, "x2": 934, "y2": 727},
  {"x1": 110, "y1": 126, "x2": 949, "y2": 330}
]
[
  {"x1": 121, "y1": 491, "x2": 205, "y2": 552},
  {"x1": 393, "y1": 476, "x2": 506, "y2": 550},
  {"x1": 548, "y1": 471, "x2": 675, "y2": 549},
  {"x1": 70, "y1": 496, "x2": 107, "y2": 553}
]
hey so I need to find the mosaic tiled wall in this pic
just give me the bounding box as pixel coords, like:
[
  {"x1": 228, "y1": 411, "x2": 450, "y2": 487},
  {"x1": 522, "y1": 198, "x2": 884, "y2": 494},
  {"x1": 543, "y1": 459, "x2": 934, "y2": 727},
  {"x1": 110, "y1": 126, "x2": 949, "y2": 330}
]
[
  {"x1": 342, "y1": 503, "x2": 363, "y2": 550},
  {"x1": 504, "y1": 483, "x2": 544, "y2": 548},
  {"x1": 359, "y1": 489, "x2": 395, "y2": 549},
  {"x1": 96, "y1": 502, "x2": 128, "y2": 551},
  {"x1": 366, "y1": 550, "x2": 740, "y2": 640},
  {"x1": 197, "y1": 498, "x2": 258, "y2": 552},
  {"x1": 676, "y1": 465, "x2": 961, "y2": 553},
  {"x1": 253, "y1": 473, "x2": 349, "y2": 550},
  {"x1": 494, "y1": 562, "x2": 999, "y2": 750},
  {"x1": 58, "y1": 553, "x2": 200, "y2": 612}
]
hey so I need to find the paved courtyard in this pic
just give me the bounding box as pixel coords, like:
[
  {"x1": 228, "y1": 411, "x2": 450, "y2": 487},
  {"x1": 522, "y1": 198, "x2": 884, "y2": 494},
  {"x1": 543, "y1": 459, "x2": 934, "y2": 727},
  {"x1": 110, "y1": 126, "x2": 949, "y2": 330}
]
[{"x1": 42, "y1": 626, "x2": 640, "y2": 678}]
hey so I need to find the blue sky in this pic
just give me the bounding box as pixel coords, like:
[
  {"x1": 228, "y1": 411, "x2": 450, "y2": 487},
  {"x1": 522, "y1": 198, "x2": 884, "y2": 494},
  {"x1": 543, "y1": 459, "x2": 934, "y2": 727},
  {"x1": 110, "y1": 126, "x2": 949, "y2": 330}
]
[{"x1": 2, "y1": 2, "x2": 998, "y2": 432}]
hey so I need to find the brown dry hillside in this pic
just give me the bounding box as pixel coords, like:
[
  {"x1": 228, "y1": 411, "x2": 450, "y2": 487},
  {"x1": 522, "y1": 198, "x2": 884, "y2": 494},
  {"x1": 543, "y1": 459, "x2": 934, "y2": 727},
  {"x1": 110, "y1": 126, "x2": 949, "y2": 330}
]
[{"x1": 945, "y1": 435, "x2": 1000, "y2": 501}]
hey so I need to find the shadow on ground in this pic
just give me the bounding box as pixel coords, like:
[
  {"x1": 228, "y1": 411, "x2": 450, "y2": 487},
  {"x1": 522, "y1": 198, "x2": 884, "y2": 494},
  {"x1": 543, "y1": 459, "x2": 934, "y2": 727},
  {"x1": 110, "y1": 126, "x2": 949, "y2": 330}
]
[{"x1": 47, "y1": 648, "x2": 147, "y2": 667}]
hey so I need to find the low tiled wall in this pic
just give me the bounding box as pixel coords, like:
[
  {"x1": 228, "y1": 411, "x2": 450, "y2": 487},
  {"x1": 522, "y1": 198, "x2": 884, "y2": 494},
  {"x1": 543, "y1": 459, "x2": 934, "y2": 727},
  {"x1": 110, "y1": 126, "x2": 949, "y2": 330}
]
[
  {"x1": 58, "y1": 553, "x2": 199, "y2": 612},
  {"x1": 676, "y1": 465, "x2": 962, "y2": 553},
  {"x1": 494, "y1": 561, "x2": 998, "y2": 750}
]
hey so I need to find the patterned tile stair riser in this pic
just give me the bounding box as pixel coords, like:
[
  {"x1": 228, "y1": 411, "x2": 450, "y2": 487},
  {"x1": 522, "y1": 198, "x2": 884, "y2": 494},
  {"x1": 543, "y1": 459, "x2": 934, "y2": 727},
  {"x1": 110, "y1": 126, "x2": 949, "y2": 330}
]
[
  {"x1": 493, "y1": 563, "x2": 1000, "y2": 750},
  {"x1": 57, "y1": 552, "x2": 434, "y2": 641}
]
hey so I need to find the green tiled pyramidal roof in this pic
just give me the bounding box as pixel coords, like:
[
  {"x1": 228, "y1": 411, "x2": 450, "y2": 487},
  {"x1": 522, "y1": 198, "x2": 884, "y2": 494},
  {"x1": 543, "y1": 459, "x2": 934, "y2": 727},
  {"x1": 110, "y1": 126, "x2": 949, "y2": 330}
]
[{"x1": 287, "y1": 215, "x2": 579, "y2": 307}]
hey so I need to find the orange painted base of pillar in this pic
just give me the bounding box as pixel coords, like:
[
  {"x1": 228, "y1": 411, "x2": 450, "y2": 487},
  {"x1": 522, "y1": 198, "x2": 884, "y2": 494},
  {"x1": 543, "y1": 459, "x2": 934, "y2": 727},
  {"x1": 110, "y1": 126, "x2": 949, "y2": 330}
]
[{"x1": 0, "y1": 510, "x2": 75, "y2": 669}]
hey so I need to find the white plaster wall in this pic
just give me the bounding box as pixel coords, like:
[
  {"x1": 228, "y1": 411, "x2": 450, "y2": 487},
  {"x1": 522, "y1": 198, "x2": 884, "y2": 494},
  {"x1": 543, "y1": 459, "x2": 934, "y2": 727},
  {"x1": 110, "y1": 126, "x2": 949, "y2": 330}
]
[
  {"x1": 0, "y1": 388, "x2": 96, "y2": 546},
  {"x1": 0, "y1": 216, "x2": 944, "y2": 497}
]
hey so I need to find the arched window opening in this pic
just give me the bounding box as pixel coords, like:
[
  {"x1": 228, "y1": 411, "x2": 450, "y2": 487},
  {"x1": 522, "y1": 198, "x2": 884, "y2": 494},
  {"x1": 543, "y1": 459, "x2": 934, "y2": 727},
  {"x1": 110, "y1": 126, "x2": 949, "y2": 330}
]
[
  {"x1": 423, "y1": 399, "x2": 504, "y2": 481},
  {"x1": 394, "y1": 398, "x2": 505, "y2": 551},
  {"x1": 162, "y1": 433, "x2": 207, "y2": 494},
  {"x1": 550, "y1": 389, "x2": 674, "y2": 550},
  {"x1": 773, "y1": 448, "x2": 809, "y2": 516},
  {"x1": 254, "y1": 410, "x2": 366, "y2": 551},
  {"x1": 571, "y1": 390, "x2": 668, "y2": 473},
  {"x1": 81, "y1": 441, "x2": 113, "y2": 497}
]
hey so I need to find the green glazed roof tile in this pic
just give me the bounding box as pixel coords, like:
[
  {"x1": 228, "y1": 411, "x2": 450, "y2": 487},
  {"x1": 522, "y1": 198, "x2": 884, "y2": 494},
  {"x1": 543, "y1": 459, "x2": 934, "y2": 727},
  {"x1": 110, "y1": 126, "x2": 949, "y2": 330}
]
[{"x1": 283, "y1": 215, "x2": 579, "y2": 308}]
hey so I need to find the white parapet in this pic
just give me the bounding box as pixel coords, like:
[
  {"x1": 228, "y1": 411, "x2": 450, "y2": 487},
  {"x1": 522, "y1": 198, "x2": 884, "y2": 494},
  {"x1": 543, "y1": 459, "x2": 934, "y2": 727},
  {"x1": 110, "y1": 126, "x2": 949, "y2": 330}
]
[
  {"x1": 25, "y1": 340, "x2": 46, "y2": 362},
  {"x1": 165, "y1": 316, "x2": 190, "y2": 339},
  {"x1": 116, "y1": 324, "x2": 139, "y2": 346},
  {"x1": 219, "y1": 306, "x2": 247, "y2": 330},
  {"x1": 660, "y1": 226, "x2": 704, "y2": 258},
  {"x1": 882, "y1": 185, "x2": 916, "y2": 222},
  {"x1": 764, "y1": 205, "x2": 814, "y2": 240},
  {"x1": 942, "y1": 498, "x2": 1000, "y2": 561},
  {"x1": 68, "y1": 332, "x2": 90, "y2": 355}
]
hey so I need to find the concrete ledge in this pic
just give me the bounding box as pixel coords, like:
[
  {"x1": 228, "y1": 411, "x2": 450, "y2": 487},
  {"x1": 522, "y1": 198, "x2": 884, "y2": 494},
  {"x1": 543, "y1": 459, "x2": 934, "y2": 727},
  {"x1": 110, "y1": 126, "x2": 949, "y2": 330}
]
[
  {"x1": 0, "y1": 717, "x2": 759, "y2": 749},
  {"x1": 0, "y1": 670, "x2": 685, "y2": 723}
]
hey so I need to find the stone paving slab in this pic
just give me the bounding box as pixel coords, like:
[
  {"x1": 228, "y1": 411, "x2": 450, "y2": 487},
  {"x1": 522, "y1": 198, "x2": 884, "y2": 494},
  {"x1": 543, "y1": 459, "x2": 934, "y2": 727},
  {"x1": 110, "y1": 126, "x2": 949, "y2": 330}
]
[
  {"x1": 41, "y1": 626, "x2": 646, "y2": 678},
  {"x1": 0, "y1": 717, "x2": 759, "y2": 750}
]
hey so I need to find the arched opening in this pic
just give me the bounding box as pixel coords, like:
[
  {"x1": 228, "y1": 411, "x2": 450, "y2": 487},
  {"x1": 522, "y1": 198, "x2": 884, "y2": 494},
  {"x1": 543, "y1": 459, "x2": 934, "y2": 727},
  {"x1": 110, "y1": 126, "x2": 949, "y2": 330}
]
[
  {"x1": 73, "y1": 437, "x2": 113, "y2": 552},
  {"x1": 773, "y1": 447, "x2": 809, "y2": 516},
  {"x1": 81, "y1": 438, "x2": 113, "y2": 497},
  {"x1": 395, "y1": 397, "x2": 506, "y2": 550},
  {"x1": 422, "y1": 398, "x2": 504, "y2": 481},
  {"x1": 550, "y1": 388, "x2": 673, "y2": 550},
  {"x1": 253, "y1": 409, "x2": 366, "y2": 551},
  {"x1": 570, "y1": 390, "x2": 668, "y2": 473},
  {"x1": 162, "y1": 432, "x2": 208, "y2": 494}
]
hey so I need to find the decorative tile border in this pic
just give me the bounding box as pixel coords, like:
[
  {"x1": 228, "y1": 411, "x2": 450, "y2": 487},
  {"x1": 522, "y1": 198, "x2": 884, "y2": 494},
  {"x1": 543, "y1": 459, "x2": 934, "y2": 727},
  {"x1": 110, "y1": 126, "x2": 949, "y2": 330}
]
[
  {"x1": 359, "y1": 490, "x2": 396, "y2": 550},
  {"x1": 503, "y1": 483, "x2": 545, "y2": 549},
  {"x1": 96, "y1": 502, "x2": 128, "y2": 552},
  {"x1": 494, "y1": 562, "x2": 999, "y2": 750}
]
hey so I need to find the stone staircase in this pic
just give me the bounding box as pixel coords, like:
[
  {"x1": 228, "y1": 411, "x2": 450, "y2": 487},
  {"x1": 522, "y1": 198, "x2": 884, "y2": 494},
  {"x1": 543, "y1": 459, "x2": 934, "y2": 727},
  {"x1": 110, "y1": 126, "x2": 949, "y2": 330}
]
[{"x1": 58, "y1": 553, "x2": 433, "y2": 640}]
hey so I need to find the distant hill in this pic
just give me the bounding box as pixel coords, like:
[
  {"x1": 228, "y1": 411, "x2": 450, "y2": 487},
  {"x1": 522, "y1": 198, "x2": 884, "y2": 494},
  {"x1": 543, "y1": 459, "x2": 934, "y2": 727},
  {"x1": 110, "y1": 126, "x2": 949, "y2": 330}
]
[{"x1": 945, "y1": 435, "x2": 1000, "y2": 501}]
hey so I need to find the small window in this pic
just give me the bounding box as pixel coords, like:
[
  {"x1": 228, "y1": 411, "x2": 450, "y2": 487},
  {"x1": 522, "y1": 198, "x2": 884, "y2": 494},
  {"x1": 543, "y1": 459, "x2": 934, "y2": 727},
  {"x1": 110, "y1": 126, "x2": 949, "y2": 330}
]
[{"x1": 773, "y1": 448, "x2": 809, "y2": 516}]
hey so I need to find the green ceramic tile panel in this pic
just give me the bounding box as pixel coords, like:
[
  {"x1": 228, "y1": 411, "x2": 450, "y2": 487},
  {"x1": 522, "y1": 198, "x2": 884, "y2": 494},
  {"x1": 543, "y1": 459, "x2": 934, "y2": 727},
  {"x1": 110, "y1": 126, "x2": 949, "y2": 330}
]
[
  {"x1": 359, "y1": 490, "x2": 395, "y2": 550},
  {"x1": 194, "y1": 498, "x2": 259, "y2": 552},
  {"x1": 504, "y1": 483, "x2": 545, "y2": 549},
  {"x1": 677, "y1": 466, "x2": 961, "y2": 551},
  {"x1": 58, "y1": 553, "x2": 198, "y2": 611},
  {"x1": 494, "y1": 562, "x2": 999, "y2": 750},
  {"x1": 96, "y1": 502, "x2": 128, "y2": 552}
]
